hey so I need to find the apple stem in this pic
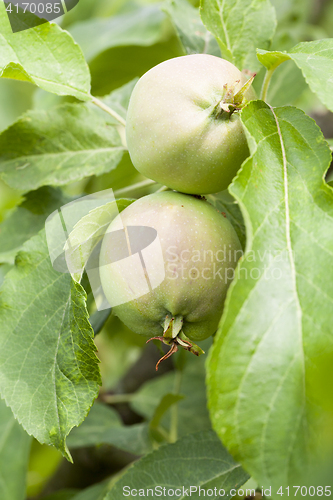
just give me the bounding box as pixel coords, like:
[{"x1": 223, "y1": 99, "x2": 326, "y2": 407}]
[{"x1": 213, "y1": 74, "x2": 256, "y2": 119}]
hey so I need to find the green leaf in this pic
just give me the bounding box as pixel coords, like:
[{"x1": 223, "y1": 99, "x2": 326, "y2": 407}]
[
  {"x1": 200, "y1": 0, "x2": 276, "y2": 72},
  {"x1": 264, "y1": 60, "x2": 308, "y2": 107},
  {"x1": 0, "y1": 4, "x2": 91, "y2": 100},
  {"x1": 42, "y1": 491, "x2": 78, "y2": 500},
  {"x1": 0, "y1": 230, "x2": 101, "y2": 459},
  {"x1": 70, "y1": 481, "x2": 110, "y2": 500},
  {"x1": 0, "y1": 178, "x2": 22, "y2": 223},
  {"x1": 67, "y1": 402, "x2": 152, "y2": 456},
  {"x1": 0, "y1": 79, "x2": 34, "y2": 133},
  {"x1": 164, "y1": 0, "x2": 220, "y2": 56},
  {"x1": 130, "y1": 372, "x2": 175, "y2": 419},
  {"x1": 208, "y1": 191, "x2": 246, "y2": 249},
  {"x1": 131, "y1": 346, "x2": 212, "y2": 438},
  {"x1": 105, "y1": 430, "x2": 249, "y2": 499},
  {"x1": 289, "y1": 40, "x2": 333, "y2": 112},
  {"x1": 0, "y1": 399, "x2": 31, "y2": 500},
  {"x1": 258, "y1": 40, "x2": 333, "y2": 111},
  {"x1": 270, "y1": 0, "x2": 312, "y2": 23},
  {"x1": 0, "y1": 264, "x2": 12, "y2": 288},
  {"x1": 89, "y1": 309, "x2": 111, "y2": 336},
  {"x1": 256, "y1": 49, "x2": 291, "y2": 70},
  {"x1": 207, "y1": 101, "x2": 333, "y2": 488},
  {"x1": 88, "y1": 36, "x2": 183, "y2": 96},
  {"x1": 87, "y1": 151, "x2": 140, "y2": 196},
  {"x1": 0, "y1": 187, "x2": 71, "y2": 264},
  {"x1": 98, "y1": 79, "x2": 139, "y2": 125},
  {"x1": 0, "y1": 103, "x2": 126, "y2": 193},
  {"x1": 149, "y1": 393, "x2": 185, "y2": 438},
  {"x1": 43, "y1": 481, "x2": 109, "y2": 500},
  {"x1": 69, "y1": 5, "x2": 166, "y2": 63},
  {"x1": 97, "y1": 423, "x2": 152, "y2": 456},
  {"x1": 66, "y1": 401, "x2": 122, "y2": 440}
]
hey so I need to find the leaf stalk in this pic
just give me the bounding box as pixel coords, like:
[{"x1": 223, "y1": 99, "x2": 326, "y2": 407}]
[
  {"x1": 260, "y1": 67, "x2": 275, "y2": 102},
  {"x1": 92, "y1": 97, "x2": 127, "y2": 127}
]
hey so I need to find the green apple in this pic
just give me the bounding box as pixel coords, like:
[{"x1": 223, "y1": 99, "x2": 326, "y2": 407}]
[
  {"x1": 126, "y1": 54, "x2": 256, "y2": 195},
  {"x1": 99, "y1": 191, "x2": 242, "y2": 366}
]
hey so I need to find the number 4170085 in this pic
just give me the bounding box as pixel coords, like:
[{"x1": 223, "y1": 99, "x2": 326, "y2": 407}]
[
  {"x1": 6, "y1": 3, "x2": 61, "y2": 14},
  {"x1": 277, "y1": 486, "x2": 331, "y2": 496}
]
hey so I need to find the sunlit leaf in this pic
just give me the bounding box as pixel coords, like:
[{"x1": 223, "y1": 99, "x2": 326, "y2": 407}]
[
  {"x1": 105, "y1": 431, "x2": 249, "y2": 499},
  {"x1": 69, "y1": 5, "x2": 166, "y2": 62},
  {"x1": 0, "y1": 230, "x2": 101, "y2": 459},
  {"x1": 0, "y1": 104, "x2": 125, "y2": 193},
  {"x1": 0, "y1": 3, "x2": 90, "y2": 99},
  {"x1": 201, "y1": 0, "x2": 276, "y2": 71},
  {"x1": 258, "y1": 39, "x2": 333, "y2": 111},
  {"x1": 208, "y1": 101, "x2": 333, "y2": 488},
  {"x1": 164, "y1": 0, "x2": 220, "y2": 56}
]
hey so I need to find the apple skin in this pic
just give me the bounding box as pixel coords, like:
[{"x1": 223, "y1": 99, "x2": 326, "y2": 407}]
[
  {"x1": 125, "y1": 54, "x2": 256, "y2": 195},
  {"x1": 99, "y1": 191, "x2": 242, "y2": 342}
]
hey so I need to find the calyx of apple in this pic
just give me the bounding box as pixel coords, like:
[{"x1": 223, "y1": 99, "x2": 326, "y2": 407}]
[{"x1": 147, "y1": 314, "x2": 204, "y2": 370}]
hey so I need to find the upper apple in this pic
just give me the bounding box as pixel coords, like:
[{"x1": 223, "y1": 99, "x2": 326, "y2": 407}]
[{"x1": 126, "y1": 54, "x2": 256, "y2": 195}]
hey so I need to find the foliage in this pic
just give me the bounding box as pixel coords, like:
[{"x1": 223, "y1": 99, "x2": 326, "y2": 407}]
[{"x1": 0, "y1": 0, "x2": 332, "y2": 498}]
